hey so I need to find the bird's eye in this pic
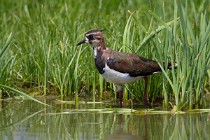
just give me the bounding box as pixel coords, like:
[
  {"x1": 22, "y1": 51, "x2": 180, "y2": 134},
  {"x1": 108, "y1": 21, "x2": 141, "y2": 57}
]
[{"x1": 88, "y1": 35, "x2": 94, "y2": 39}]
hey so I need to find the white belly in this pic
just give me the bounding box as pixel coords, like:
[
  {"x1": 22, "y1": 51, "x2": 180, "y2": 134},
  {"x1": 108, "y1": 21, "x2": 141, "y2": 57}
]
[{"x1": 102, "y1": 64, "x2": 143, "y2": 84}]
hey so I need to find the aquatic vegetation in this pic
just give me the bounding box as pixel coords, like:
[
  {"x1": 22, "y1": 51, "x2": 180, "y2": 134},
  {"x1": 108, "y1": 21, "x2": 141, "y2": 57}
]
[{"x1": 0, "y1": 0, "x2": 209, "y2": 109}]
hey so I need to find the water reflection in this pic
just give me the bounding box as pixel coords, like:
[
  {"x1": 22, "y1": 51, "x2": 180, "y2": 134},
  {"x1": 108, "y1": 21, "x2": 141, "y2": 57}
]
[
  {"x1": 105, "y1": 114, "x2": 148, "y2": 140},
  {"x1": 0, "y1": 99, "x2": 210, "y2": 140}
]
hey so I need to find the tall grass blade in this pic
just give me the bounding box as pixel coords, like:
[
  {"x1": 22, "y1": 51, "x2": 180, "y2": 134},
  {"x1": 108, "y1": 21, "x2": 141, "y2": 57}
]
[
  {"x1": 135, "y1": 18, "x2": 180, "y2": 53},
  {"x1": 0, "y1": 84, "x2": 49, "y2": 106},
  {"x1": 0, "y1": 33, "x2": 13, "y2": 58}
]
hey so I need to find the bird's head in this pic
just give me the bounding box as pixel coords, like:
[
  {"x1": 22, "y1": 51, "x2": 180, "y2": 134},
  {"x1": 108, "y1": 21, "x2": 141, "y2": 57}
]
[{"x1": 77, "y1": 29, "x2": 106, "y2": 49}]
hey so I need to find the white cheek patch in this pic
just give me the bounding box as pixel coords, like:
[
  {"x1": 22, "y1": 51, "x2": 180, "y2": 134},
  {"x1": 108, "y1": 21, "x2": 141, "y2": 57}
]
[{"x1": 85, "y1": 37, "x2": 89, "y2": 43}]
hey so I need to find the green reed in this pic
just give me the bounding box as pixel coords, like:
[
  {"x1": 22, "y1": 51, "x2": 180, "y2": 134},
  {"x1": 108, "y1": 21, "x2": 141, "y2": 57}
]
[
  {"x1": 155, "y1": 0, "x2": 210, "y2": 109},
  {"x1": 0, "y1": 33, "x2": 14, "y2": 85}
]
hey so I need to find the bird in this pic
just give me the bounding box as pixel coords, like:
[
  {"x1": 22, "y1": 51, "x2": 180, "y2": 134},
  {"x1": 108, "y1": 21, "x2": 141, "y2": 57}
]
[{"x1": 77, "y1": 29, "x2": 175, "y2": 107}]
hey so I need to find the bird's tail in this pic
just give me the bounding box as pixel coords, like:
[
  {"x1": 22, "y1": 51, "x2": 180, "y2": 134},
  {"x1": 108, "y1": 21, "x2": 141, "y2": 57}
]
[{"x1": 152, "y1": 62, "x2": 177, "y2": 75}]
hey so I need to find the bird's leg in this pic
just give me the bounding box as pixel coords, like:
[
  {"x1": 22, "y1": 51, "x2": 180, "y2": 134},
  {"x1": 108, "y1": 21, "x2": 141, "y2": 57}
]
[
  {"x1": 116, "y1": 84, "x2": 123, "y2": 108},
  {"x1": 143, "y1": 77, "x2": 150, "y2": 106}
]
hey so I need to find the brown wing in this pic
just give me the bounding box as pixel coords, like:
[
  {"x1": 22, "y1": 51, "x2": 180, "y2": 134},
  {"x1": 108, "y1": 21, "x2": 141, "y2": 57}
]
[{"x1": 106, "y1": 51, "x2": 161, "y2": 77}]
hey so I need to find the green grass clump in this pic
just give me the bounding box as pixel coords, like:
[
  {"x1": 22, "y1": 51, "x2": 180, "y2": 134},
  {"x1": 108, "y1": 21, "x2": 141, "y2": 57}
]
[
  {"x1": 156, "y1": 1, "x2": 210, "y2": 110},
  {"x1": 0, "y1": 0, "x2": 209, "y2": 109}
]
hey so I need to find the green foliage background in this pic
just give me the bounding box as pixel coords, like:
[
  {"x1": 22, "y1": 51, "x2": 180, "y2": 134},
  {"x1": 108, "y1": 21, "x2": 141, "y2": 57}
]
[{"x1": 0, "y1": 0, "x2": 209, "y2": 109}]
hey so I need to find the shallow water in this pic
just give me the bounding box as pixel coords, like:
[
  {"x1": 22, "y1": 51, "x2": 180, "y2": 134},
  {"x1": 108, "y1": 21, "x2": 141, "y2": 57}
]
[{"x1": 0, "y1": 97, "x2": 210, "y2": 140}]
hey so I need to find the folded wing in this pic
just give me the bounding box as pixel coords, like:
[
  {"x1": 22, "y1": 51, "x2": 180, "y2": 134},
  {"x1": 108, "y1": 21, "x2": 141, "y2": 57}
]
[{"x1": 106, "y1": 51, "x2": 161, "y2": 77}]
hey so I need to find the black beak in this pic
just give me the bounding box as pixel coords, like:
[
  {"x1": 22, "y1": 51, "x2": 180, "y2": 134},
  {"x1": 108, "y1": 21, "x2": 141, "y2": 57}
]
[{"x1": 77, "y1": 39, "x2": 86, "y2": 46}]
